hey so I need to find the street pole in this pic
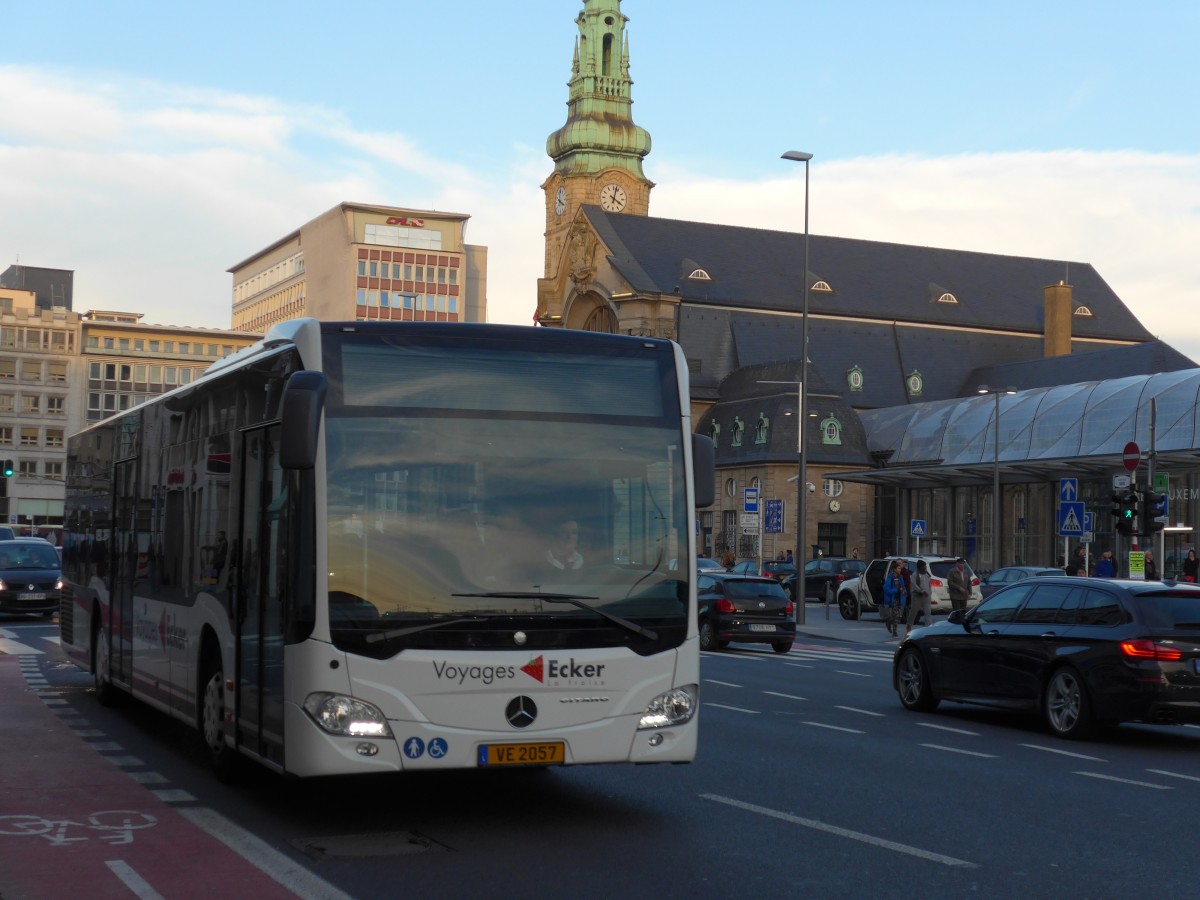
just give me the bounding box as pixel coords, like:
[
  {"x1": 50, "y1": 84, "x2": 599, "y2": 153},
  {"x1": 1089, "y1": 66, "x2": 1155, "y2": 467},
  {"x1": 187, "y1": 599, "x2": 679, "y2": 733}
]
[{"x1": 782, "y1": 150, "x2": 812, "y2": 624}]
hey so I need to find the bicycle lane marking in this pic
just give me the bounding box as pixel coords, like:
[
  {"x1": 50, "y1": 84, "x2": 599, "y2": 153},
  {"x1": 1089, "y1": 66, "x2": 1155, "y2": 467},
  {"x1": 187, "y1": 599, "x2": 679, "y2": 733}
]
[{"x1": 0, "y1": 656, "x2": 304, "y2": 900}]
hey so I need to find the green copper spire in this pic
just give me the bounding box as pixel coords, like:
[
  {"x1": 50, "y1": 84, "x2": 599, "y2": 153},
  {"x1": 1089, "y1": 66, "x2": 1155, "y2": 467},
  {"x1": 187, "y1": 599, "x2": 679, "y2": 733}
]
[{"x1": 546, "y1": 0, "x2": 651, "y2": 179}]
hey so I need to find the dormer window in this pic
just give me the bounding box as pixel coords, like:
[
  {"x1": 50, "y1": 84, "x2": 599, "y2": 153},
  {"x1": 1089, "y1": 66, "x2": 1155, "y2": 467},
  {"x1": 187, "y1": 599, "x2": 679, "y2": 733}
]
[
  {"x1": 812, "y1": 280, "x2": 833, "y2": 293},
  {"x1": 936, "y1": 292, "x2": 959, "y2": 304},
  {"x1": 687, "y1": 268, "x2": 712, "y2": 281},
  {"x1": 1074, "y1": 305, "x2": 1094, "y2": 317}
]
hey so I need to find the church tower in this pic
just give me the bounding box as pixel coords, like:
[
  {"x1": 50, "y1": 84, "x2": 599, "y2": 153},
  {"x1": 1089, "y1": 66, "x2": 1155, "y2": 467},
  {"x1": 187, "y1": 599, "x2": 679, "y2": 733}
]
[{"x1": 541, "y1": 0, "x2": 653, "y2": 280}]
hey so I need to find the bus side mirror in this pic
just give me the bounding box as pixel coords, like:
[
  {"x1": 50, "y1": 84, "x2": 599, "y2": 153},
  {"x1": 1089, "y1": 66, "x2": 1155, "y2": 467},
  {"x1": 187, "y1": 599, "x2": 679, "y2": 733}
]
[
  {"x1": 692, "y1": 433, "x2": 715, "y2": 508},
  {"x1": 280, "y1": 370, "x2": 327, "y2": 470}
]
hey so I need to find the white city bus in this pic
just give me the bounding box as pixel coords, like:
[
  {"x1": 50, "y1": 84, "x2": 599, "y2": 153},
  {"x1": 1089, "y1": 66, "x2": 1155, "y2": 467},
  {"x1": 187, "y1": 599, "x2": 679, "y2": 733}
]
[{"x1": 61, "y1": 318, "x2": 715, "y2": 778}]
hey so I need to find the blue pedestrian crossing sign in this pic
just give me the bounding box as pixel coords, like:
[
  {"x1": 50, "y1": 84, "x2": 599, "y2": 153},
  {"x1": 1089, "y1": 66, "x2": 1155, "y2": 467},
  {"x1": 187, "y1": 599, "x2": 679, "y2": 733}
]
[
  {"x1": 1057, "y1": 501, "x2": 1084, "y2": 536},
  {"x1": 910, "y1": 519, "x2": 927, "y2": 537}
]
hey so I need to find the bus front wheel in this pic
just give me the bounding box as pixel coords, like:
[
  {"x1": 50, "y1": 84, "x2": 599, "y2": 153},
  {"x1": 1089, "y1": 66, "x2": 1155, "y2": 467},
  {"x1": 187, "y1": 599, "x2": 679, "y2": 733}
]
[
  {"x1": 92, "y1": 624, "x2": 120, "y2": 707},
  {"x1": 200, "y1": 663, "x2": 240, "y2": 781}
]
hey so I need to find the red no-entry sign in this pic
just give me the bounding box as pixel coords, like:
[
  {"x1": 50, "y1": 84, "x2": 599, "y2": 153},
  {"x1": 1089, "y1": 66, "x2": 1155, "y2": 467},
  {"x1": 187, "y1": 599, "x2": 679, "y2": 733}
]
[{"x1": 1123, "y1": 441, "x2": 1141, "y2": 472}]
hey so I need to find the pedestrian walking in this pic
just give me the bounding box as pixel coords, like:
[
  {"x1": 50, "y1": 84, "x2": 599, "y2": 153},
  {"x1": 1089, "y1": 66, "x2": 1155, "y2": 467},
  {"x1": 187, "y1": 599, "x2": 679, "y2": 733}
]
[
  {"x1": 1183, "y1": 549, "x2": 1199, "y2": 583},
  {"x1": 1144, "y1": 549, "x2": 1159, "y2": 581},
  {"x1": 947, "y1": 558, "x2": 970, "y2": 612},
  {"x1": 906, "y1": 560, "x2": 932, "y2": 637},
  {"x1": 882, "y1": 559, "x2": 907, "y2": 637},
  {"x1": 1094, "y1": 549, "x2": 1116, "y2": 578}
]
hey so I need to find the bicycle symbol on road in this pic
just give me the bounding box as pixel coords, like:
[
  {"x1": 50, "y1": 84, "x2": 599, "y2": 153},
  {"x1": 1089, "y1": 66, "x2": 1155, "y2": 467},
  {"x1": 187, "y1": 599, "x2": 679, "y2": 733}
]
[{"x1": 0, "y1": 810, "x2": 157, "y2": 846}]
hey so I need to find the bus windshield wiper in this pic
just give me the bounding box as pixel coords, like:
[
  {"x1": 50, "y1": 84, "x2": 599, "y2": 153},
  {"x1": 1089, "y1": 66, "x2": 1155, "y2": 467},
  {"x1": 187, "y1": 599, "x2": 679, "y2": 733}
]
[
  {"x1": 453, "y1": 591, "x2": 658, "y2": 641},
  {"x1": 364, "y1": 615, "x2": 488, "y2": 643}
]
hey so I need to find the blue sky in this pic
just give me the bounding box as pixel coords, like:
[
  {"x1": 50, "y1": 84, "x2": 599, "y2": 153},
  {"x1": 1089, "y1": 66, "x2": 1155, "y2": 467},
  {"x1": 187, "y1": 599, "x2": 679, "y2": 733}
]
[{"x1": 3, "y1": 1, "x2": 1199, "y2": 359}]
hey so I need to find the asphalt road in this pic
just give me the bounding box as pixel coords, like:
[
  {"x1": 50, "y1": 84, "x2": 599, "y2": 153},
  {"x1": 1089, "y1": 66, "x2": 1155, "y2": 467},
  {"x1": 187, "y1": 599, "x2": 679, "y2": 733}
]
[{"x1": 4, "y1": 614, "x2": 1200, "y2": 899}]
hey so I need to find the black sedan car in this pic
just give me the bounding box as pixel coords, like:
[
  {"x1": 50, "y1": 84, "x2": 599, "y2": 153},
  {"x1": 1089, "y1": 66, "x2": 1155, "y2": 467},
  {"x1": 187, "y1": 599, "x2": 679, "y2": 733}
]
[
  {"x1": 697, "y1": 572, "x2": 795, "y2": 654},
  {"x1": 0, "y1": 538, "x2": 63, "y2": 617},
  {"x1": 804, "y1": 556, "x2": 867, "y2": 604},
  {"x1": 893, "y1": 576, "x2": 1200, "y2": 739},
  {"x1": 978, "y1": 565, "x2": 1064, "y2": 599}
]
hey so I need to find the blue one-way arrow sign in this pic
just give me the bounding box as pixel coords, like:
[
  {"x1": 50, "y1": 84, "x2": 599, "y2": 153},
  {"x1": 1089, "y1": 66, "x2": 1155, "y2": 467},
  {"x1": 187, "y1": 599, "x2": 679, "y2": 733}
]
[{"x1": 1059, "y1": 478, "x2": 1078, "y2": 503}]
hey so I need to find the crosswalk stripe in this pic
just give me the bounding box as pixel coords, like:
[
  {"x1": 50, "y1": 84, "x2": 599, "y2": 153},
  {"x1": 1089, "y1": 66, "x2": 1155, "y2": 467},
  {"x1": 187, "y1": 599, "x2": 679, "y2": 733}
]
[{"x1": 0, "y1": 637, "x2": 45, "y2": 655}]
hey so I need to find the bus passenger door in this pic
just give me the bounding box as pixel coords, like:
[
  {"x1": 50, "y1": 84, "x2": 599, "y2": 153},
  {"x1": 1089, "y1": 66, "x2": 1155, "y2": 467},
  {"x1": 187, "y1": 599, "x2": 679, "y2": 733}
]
[
  {"x1": 111, "y1": 462, "x2": 138, "y2": 690},
  {"x1": 236, "y1": 426, "x2": 287, "y2": 768}
]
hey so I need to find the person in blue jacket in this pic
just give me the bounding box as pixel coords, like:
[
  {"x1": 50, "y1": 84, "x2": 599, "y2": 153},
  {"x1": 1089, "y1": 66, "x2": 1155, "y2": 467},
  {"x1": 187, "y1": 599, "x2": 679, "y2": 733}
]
[{"x1": 1094, "y1": 549, "x2": 1116, "y2": 578}]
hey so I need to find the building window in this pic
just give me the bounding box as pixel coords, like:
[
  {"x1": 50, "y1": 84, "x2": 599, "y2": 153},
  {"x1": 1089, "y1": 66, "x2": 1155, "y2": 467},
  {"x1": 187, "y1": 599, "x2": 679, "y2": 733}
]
[
  {"x1": 149, "y1": 340, "x2": 160, "y2": 352},
  {"x1": 449, "y1": 269, "x2": 458, "y2": 286},
  {"x1": 45, "y1": 461, "x2": 63, "y2": 479},
  {"x1": 21, "y1": 396, "x2": 39, "y2": 414},
  {"x1": 0, "y1": 393, "x2": 13, "y2": 413},
  {"x1": 47, "y1": 361, "x2": 66, "y2": 382},
  {"x1": 19, "y1": 427, "x2": 38, "y2": 446},
  {"x1": 134, "y1": 339, "x2": 145, "y2": 351},
  {"x1": 18, "y1": 459, "x2": 36, "y2": 477},
  {"x1": 46, "y1": 428, "x2": 64, "y2": 448},
  {"x1": 357, "y1": 289, "x2": 367, "y2": 306},
  {"x1": 0, "y1": 426, "x2": 11, "y2": 446},
  {"x1": 20, "y1": 360, "x2": 41, "y2": 381},
  {"x1": 46, "y1": 396, "x2": 65, "y2": 415},
  {"x1": 0, "y1": 359, "x2": 13, "y2": 380}
]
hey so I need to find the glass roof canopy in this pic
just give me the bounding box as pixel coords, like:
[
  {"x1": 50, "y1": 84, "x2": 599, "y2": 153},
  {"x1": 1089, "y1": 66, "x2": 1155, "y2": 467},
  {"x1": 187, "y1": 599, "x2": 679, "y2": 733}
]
[{"x1": 839, "y1": 370, "x2": 1200, "y2": 487}]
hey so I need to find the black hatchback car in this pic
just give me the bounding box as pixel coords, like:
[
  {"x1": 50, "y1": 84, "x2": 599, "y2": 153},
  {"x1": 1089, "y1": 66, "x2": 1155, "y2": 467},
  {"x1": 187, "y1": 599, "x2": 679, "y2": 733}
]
[
  {"x1": 0, "y1": 539, "x2": 63, "y2": 616},
  {"x1": 893, "y1": 576, "x2": 1200, "y2": 739},
  {"x1": 697, "y1": 572, "x2": 795, "y2": 654}
]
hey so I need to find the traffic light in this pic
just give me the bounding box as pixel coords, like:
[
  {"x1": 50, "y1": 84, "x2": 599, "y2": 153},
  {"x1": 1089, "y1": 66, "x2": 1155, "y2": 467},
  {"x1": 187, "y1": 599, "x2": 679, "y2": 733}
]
[
  {"x1": 0, "y1": 459, "x2": 12, "y2": 478},
  {"x1": 1116, "y1": 491, "x2": 1139, "y2": 536},
  {"x1": 1143, "y1": 491, "x2": 1168, "y2": 534}
]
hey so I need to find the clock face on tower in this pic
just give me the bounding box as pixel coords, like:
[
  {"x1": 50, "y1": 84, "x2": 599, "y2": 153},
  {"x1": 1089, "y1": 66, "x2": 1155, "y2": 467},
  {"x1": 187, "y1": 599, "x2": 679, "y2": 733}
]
[
  {"x1": 599, "y1": 183, "x2": 627, "y2": 212},
  {"x1": 554, "y1": 186, "x2": 566, "y2": 216}
]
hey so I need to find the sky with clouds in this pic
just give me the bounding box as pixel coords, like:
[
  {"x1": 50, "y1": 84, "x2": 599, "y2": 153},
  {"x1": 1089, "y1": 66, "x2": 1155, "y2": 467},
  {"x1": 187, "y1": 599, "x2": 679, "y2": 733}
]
[{"x1": 2, "y1": 1, "x2": 1198, "y2": 361}]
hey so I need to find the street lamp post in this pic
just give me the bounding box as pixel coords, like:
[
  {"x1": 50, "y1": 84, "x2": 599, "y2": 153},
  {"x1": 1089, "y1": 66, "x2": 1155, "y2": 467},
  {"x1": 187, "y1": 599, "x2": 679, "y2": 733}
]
[
  {"x1": 781, "y1": 149, "x2": 813, "y2": 622},
  {"x1": 978, "y1": 385, "x2": 1016, "y2": 571}
]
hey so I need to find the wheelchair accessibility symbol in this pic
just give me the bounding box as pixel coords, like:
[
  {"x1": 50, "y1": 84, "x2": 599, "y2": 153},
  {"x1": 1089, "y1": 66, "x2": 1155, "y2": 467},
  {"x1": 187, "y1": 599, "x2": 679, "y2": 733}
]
[{"x1": 428, "y1": 738, "x2": 448, "y2": 759}]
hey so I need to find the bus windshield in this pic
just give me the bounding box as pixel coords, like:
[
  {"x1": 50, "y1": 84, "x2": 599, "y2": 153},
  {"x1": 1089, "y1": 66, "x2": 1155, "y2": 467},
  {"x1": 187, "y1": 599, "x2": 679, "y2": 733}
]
[{"x1": 322, "y1": 331, "x2": 689, "y2": 658}]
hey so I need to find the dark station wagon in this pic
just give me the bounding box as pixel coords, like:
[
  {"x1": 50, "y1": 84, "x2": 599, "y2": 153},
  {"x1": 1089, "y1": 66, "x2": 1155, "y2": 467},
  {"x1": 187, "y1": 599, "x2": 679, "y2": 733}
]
[{"x1": 893, "y1": 576, "x2": 1200, "y2": 739}]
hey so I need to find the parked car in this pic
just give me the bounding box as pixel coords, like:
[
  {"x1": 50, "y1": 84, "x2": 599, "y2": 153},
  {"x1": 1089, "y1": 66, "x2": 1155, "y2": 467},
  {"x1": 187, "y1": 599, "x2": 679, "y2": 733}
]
[
  {"x1": 836, "y1": 556, "x2": 982, "y2": 620},
  {"x1": 893, "y1": 576, "x2": 1200, "y2": 739},
  {"x1": 726, "y1": 559, "x2": 798, "y2": 599},
  {"x1": 0, "y1": 538, "x2": 63, "y2": 617},
  {"x1": 803, "y1": 556, "x2": 867, "y2": 604},
  {"x1": 697, "y1": 556, "x2": 725, "y2": 574},
  {"x1": 697, "y1": 572, "x2": 795, "y2": 654},
  {"x1": 979, "y1": 565, "x2": 1064, "y2": 599},
  {"x1": 0, "y1": 525, "x2": 15, "y2": 541}
]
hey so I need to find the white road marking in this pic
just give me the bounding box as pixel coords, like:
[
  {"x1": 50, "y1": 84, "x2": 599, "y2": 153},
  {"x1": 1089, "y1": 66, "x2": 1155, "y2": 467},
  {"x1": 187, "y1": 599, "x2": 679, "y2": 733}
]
[
  {"x1": 705, "y1": 703, "x2": 760, "y2": 714},
  {"x1": 915, "y1": 723, "x2": 980, "y2": 736},
  {"x1": 702, "y1": 794, "x2": 977, "y2": 868},
  {"x1": 179, "y1": 807, "x2": 356, "y2": 900},
  {"x1": 1147, "y1": 769, "x2": 1200, "y2": 783},
  {"x1": 919, "y1": 743, "x2": 997, "y2": 758},
  {"x1": 834, "y1": 670, "x2": 872, "y2": 678},
  {"x1": 784, "y1": 663, "x2": 815, "y2": 670},
  {"x1": 1019, "y1": 743, "x2": 1107, "y2": 762},
  {"x1": 836, "y1": 706, "x2": 884, "y2": 717},
  {"x1": 802, "y1": 721, "x2": 865, "y2": 734},
  {"x1": 762, "y1": 691, "x2": 807, "y2": 701},
  {"x1": 705, "y1": 679, "x2": 742, "y2": 688},
  {"x1": 104, "y1": 861, "x2": 166, "y2": 900},
  {"x1": 0, "y1": 638, "x2": 43, "y2": 655},
  {"x1": 1075, "y1": 772, "x2": 1172, "y2": 790}
]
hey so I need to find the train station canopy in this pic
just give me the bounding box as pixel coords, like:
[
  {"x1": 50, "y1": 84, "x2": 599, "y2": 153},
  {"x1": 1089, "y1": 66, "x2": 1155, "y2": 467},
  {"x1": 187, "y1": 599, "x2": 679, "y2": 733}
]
[{"x1": 839, "y1": 370, "x2": 1200, "y2": 487}]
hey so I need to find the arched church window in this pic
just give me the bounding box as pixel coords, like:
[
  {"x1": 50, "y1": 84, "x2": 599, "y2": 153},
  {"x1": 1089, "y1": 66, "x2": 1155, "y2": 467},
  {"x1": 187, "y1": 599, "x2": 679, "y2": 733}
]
[{"x1": 583, "y1": 306, "x2": 618, "y2": 333}]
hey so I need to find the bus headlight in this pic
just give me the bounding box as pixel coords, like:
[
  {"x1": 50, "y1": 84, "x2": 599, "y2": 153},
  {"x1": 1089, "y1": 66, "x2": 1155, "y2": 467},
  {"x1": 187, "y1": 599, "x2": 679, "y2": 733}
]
[
  {"x1": 637, "y1": 684, "x2": 698, "y2": 730},
  {"x1": 303, "y1": 693, "x2": 393, "y2": 737}
]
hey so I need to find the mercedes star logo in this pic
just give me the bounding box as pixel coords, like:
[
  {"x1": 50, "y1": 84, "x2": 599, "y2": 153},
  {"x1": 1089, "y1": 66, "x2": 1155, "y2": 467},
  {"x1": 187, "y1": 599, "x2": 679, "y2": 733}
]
[{"x1": 505, "y1": 696, "x2": 537, "y2": 729}]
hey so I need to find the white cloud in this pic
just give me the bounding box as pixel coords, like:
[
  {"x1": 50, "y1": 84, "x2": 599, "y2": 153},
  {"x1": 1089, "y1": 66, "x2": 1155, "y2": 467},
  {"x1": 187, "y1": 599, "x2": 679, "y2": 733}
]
[{"x1": 2, "y1": 66, "x2": 1198, "y2": 367}]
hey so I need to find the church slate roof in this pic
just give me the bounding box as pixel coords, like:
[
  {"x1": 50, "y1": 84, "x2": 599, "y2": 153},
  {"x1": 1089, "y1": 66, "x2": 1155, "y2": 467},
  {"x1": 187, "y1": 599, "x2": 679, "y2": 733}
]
[
  {"x1": 590, "y1": 208, "x2": 1191, "y2": 415},
  {"x1": 586, "y1": 207, "x2": 1153, "y2": 345}
]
